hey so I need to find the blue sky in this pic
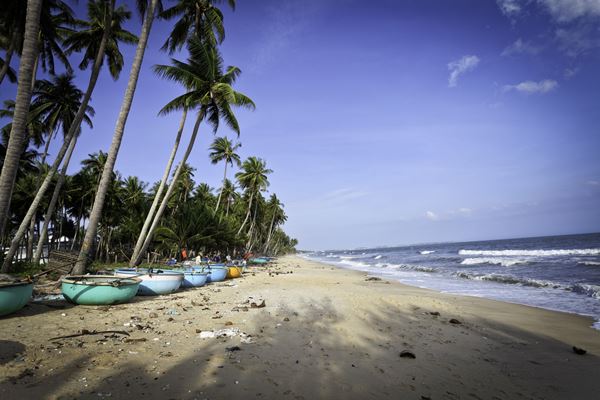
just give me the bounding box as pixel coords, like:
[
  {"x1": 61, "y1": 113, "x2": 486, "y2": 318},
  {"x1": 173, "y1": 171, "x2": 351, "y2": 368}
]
[{"x1": 2, "y1": 0, "x2": 600, "y2": 250}]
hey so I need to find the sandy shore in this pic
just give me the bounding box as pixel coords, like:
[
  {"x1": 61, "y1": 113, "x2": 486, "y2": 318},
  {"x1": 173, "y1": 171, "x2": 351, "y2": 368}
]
[{"x1": 1, "y1": 255, "x2": 600, "y2": 399}]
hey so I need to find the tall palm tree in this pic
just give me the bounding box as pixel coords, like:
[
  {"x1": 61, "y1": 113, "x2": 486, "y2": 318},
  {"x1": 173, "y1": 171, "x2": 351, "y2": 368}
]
[
  {"x1": 74, "y1": 0, "x2": 161, "y2": 274},
  {"x1": 0, "y1": 0, "x2": 43, "y2": 240},
  {"x1": 263, "y1": 193, "x2": 286, "y2": 254},
  {"x1": 160, "y1": 0, "x2": 235, "y2": 53},
  {"x1": 235, "y1": 156, "x2": 271, "y2": 236},
  {"x1": 209, "y1": 136, "x2": 240, "y2": 213},
  {"x1": 129, "y1": 37, "x2": 254, "y2": 266},
  {"x1": 32, "y1": 75, "x2": 95, "y2": 265},
  {"x1": 1, "y1": 0, "x2": 136, "y2": 272}
]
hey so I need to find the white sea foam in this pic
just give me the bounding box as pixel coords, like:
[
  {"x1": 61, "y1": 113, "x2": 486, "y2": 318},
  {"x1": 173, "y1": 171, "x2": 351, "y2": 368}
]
[
  {"x1": 579, "y1": 261, "x2": 600, "y2": 266},
  {"x1": 374, "y1": 255, "x2": 383, "y2": 259},
  {"x1": 461, "y1": 257, "x2": 529, "y2": 267},
  {"x1": 420, "y1": 250, "x2": 436, "y2": 255},
  {"x1": 459, "y1": 248, "x2": 600, "y2": 256}
]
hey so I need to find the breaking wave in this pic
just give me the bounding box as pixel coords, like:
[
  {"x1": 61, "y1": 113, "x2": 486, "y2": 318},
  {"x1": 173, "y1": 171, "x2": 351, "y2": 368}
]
[
  {"x1": 458, "y1": 248, "x2": 600, "y2": 256},
  {"x1": 420, "y1": 250, "x2": 436, "y2": 255},
  {"x1": 579, "y1": 261, "x2": 600, "y2": 266},
  {"x1": 461, "y1": 257, "x2": 529, "y2": 267}
]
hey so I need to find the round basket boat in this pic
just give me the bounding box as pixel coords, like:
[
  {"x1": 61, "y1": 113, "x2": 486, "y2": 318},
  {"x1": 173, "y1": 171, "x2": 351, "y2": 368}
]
[
  {"x1": 114, "y1": 268, "x2": 184, "y2": 295},
  {"x1": 61, "y1": 275, "x2": 141, "y2": 305},
  {"x1": 175, "y1": 269, "x2": 208, "y2": 288},
  {"x1": 192, "y1": 266, "x2": 228, "y2": 283},
  {"x1": 226, "y1": 266, "x2": 242, "y2": 279},
  {"x1": 0, "y1": 281, "x2": 33, "y2": 317}
]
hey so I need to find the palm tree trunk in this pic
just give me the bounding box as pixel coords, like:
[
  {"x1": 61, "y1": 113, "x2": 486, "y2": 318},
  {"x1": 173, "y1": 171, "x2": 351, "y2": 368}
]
[
  {"x1": 0, "y1": 0, "x2": 42, "y2": 239},
  {"x1": 75, "y1": 0, "x2": 159, "y2": 274},
  {"x1": 0, "y1": 1, "x2": 113, "y2": 273},
  {"x1": 264, "y1": 212, "x2": 276, "y2": 254},
  {"x1": 133, "y1": 112, "x2": 203, "y2": 266},
  {"x1": 33, "y1": 134, "x2": 78, "y2": 264},
  {"x1": 214, "y1": 163, "x2": 227, "y2": 213},
  {"x1": 237, "y1": 192, "x2": 254, "y2": 236},
  {"x1": 129, "y1": 108, "x2": 187, "y2": 266}
]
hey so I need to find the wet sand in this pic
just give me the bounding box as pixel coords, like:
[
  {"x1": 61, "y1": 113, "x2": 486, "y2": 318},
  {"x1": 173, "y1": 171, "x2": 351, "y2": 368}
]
[{"x1": 1, "y1": 255, "x2": 600, "y2": 399}]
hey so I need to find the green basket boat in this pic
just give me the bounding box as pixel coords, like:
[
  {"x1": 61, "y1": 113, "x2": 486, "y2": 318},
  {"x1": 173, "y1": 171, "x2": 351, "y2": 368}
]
[
  {"x1": 0, "y1": 281, "x2": 34, "y2": 317},
  {"x1": 61, "y1": 275, "x2": 141, "y2": 305}
]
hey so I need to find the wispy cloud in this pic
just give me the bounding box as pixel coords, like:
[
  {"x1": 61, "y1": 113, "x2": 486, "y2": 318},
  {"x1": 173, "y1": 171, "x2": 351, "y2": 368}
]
[
  {"x1": 503, "y1": 79, "x2": 558, "y2": 94},
  {"x1": 501, "y1": 38, "x2": 543, "y2": 56},
  {"x1": 587, "y1": 180, "x2": 599, "y2": 186},
  {"x1": 425, "y1": 211, "x2": 439, "y2": 221},
  {"x1": 498, "y1": 0, "x2": 600, "y2": 22},
  {"x1": 564, "y1": 66, "x2": 580, "y2": 78},
  {"x1": 497, "y1": 0, "x2": 522, "y2": 18},
  {"x1": 447, "y1": 55, "x2": 480, "y2": 88},
  {"x1": 322, "y1": 188, "x2": 368, "y2": 203}
]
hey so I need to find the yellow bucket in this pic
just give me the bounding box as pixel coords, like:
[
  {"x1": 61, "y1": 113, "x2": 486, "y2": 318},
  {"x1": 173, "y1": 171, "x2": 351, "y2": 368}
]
[{"x1": 226, "y1": 266, "x2": 242, "y2": 279}]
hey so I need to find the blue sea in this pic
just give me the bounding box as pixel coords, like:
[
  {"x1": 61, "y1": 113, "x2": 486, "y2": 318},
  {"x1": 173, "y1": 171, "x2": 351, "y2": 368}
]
[{"x1": 303, "y1": 233, "x2": 600, "y2": 330}]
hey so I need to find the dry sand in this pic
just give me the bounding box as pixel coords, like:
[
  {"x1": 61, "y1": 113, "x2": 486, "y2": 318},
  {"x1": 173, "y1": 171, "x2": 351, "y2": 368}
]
[{"x1": 1, "y1": 255, "x2": 600, "y2": 399}]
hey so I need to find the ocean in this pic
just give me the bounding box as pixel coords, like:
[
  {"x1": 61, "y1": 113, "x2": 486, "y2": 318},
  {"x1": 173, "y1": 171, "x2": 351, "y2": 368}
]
[{"x1": 303, "y1": 232, "x2": 600, "y2": 330}]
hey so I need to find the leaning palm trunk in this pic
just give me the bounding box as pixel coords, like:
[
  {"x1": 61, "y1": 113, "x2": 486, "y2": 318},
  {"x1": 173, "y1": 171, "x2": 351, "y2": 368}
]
[
  {"x1": 132, "y1": 113, "x2": 203, "y2": 266},
  {"x1": 75, "y1": 0, "x2": 159, "y2": 274},
  {"x1": 33, "y1": 134, "x2": 78, "y2": 264},
  {"x1": 129, "y1": 108, "x2": 187, "y2": 266},
  {"x1": 0, "y1": 31, "x2": 19, "y2": 85},
  {"x1": 0, "y1": 3, "x2": 113, "y2": 273},
  {"x1": 236, "y1": 192, "x2": 254, "y2": 236},
  {"x1": 263, "y1": 213, "x2": 276, "y2": 254},
  {"x1": 214, "y1": 163, "x2": 228, "y2": 214},
  {"x1": 0, "y1": 0, "x2": 42, "y2": 239}
]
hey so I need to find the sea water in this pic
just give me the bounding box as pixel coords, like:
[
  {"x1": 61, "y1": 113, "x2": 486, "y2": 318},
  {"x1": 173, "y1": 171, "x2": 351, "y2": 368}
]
[{"x1": 303, "y1": 233, "x2": 600, "y2": 330}]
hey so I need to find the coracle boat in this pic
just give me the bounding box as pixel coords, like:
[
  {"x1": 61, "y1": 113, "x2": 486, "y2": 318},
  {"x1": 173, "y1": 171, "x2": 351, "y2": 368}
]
[
  {"x1": 61, "y1": 275, "x2": 141, "y2": 305},
  {"x1": 114, "y1": 268, "x2": 184, "y2": 295},
  {"x1": 176, "y1": 269, "x2": 209, "y2": 288},
  {"x1": 192, "y1": 265, "x2": 228, "y2": 283},
  {"x1": 0, "y1": 281, "x2": 33, "y2": 317},
  {"x1": 226, "y1": 266, "x2": 243, "y2": 279},
  {"x1": 249, "y1": 257, "x2": 269, "y2": 265}
]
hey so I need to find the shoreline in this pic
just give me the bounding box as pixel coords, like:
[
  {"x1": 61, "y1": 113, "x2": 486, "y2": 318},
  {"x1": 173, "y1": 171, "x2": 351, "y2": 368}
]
[
  {"x1": 2, "y1": 255, "x2": 600, "y2": 399},
  {"x1": 303, "y1": 254, "x2": 600, "y2": 332}
]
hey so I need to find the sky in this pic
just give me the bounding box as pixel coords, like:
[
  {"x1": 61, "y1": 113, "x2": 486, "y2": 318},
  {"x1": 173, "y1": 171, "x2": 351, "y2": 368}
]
[{"x1": 2, "y1": 0, "x2": 600, "y2": 250}]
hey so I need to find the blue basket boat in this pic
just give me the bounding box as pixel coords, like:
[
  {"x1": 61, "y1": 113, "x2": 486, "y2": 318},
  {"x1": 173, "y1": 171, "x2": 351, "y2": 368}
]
[
  {"x1": 192, "y1": 266, "x2": 228, "y2": 283},
  {"x1": 175, "y1": 269, "x2": 209, "y2": 288},
  {"x1": 114, "y1": 268, "x2": 184, "y2": 295},
  {"x1": 61, "y1": 275, "x2": 141, "y2": 305},
  {"x1": 0, "y1": 281, "x2": 33, "y2": 317}
]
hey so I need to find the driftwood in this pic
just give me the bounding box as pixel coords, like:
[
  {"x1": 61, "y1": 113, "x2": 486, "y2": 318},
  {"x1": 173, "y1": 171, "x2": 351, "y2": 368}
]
[{"x1": 49, "y1": 329, "x2": 130, "y2": 341}]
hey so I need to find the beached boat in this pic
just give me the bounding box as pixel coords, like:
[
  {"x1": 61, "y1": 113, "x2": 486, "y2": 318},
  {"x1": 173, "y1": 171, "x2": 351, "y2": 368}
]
[
  {"x1": 249, "y1": 257, "x2": 269, "y2": 265},
  {"x1": 176, "y1": 269, "x2": 208, "y2": 288},
  {"x1": 114, "y1": 268, "x2": 184, "y2": 295},
  {"x1": 0, "y1": 281, "x2": 33, "y2": 317},
  {"x1": 226, "y1": 266, "x2": 243, "y2": 279},
  {"x1": 61, "y1": 275, "x2": 141, "y2": 305},
  {"x1": 192, "y1": 266, "x2": 228, "y2": 283}
]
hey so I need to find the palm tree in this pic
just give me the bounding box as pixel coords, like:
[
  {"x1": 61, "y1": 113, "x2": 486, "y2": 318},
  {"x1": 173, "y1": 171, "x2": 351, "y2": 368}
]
[
  {"x1": 32, "y1": 75, "x2": 95, "y2": 265},
  {"x1": 2, "y1": 0, "x2": 136, "y2": 271},
  {"x1": 263, "y1": 193, "x2": 286, "y2": 254},
  {"x1": 0, "y1": 0, "x2": 43, "y2": 240},
  {"x1": 209, "y1": 136, "x2": 240, "y2": 213},
  {"x1": 160, "y1": 0, "x2": 235, "y2": 53},
  {"x1": 129, "y1": 37, "x2": 254, "y2": 266},
  {"x1": 74, "y1": 0, "x2": 161, "y2": 274},
  {"x1": 220, "y1": 178, "x2": 237, "y2": 217},
  {"x1": 235, "y1": 156, "x2": 271, "y2": 237}
]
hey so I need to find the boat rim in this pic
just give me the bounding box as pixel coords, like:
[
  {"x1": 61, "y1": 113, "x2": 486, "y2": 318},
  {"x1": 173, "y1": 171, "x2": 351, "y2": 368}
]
[
  {"x1": 62, "y1": 275, "x2": 142, "y2": 286},
  {"x1": 0, "y1": 280, "x2": 33, "y2": 289}
]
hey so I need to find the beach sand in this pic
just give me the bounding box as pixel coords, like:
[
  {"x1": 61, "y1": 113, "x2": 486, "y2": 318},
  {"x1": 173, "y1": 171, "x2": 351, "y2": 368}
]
[{"x1": 1, "y1": 255, "x2": 600, "y2": 399}]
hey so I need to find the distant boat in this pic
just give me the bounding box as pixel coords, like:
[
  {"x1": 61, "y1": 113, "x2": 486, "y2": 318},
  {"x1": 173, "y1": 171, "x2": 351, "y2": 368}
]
[
  {"x1": 61, "y1": 275, "x2": 141, "y2": 305},
  {"x1": 192, "y1": 266, "x2": 228, "y2": 283},
  {"x1": 114, "y1": 268, "x2": 183, "y2": 295}
]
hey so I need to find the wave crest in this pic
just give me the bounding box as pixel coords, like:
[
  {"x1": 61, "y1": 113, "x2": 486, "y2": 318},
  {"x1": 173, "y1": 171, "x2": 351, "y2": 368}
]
[
  {"x1": 461, "y1": 257, "x2": 529, "y2": 267},
  {"x1": 458, "y1": 248, "x2": 600, "y2": 256}
]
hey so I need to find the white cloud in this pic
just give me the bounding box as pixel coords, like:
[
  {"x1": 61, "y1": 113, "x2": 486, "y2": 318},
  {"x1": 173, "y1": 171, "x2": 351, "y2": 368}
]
[
  {"x1": 540, "y1": 0, "x2": 600, "y2": 22},
  {"x1": 556, "y1": 25, "x2": 600, "y2": 56},
  {"x1": 587, "y1": 180, "x2": 599, "y2": 186},
  {"x1": 425, "y1": 211, "x2": 439, "y2": 221},
  {"x1": 447, "y1": 55, "x2": 480, "y2": 88},
  {"x1": 564, "y1": 66, "x2": 580, "y2": 78},
  {"x1": 458, "y1": 207, "x2": 472, "y2": 214},
  {"x1": 501, "y1": 38, "x2": 543, "y2": 55},
  {"x1": 322, "y1": 188, "x2": 367, "y2": 203},
  {"x1": 497, "y1": 0, "x2": 523, "y2": 17},
  {"x1": 503, "y1": 79, "x2": 558, "y2": 94}
]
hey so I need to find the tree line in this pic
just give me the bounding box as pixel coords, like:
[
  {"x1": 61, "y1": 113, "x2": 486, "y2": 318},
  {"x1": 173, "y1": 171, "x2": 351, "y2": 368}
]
[{"x1": 0, "y1": 0, "x2": 297, "y2": 273}]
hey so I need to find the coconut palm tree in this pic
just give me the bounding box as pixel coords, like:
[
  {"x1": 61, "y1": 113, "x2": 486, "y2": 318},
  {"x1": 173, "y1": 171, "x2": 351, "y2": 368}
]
[
  {"x1": 263, "y1": 193, "x2": 286, "y2": 254},
  {"x1": 209, "y1": 136, "x2": 240, "y2": 213},
  {"x1": 129, "y1": 37, "x2": 254, "y2": 266},
  {"x1": 160, "y1": 0, "x2": 235, "y2": 53},
  {"x1": 0, "y1": 0, "x2": 43, "y2": 240},
  {"x1": 74, "y1": 0, "x2": 162, "y2": 274},
  {"x1": 32, "y1": 74, "x2": 95, "y2": 264},
  {"x1": 1, "y1": 0, "x2": 137, "y2": 272},
  {"x1": 235, "y1": 156, "x2": 271, "y2": 237}
]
